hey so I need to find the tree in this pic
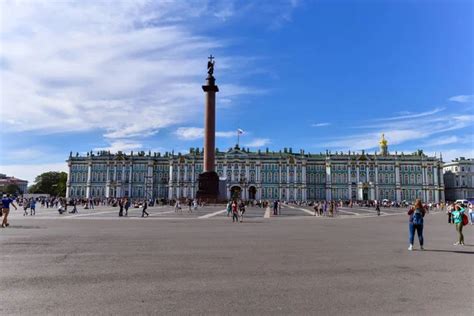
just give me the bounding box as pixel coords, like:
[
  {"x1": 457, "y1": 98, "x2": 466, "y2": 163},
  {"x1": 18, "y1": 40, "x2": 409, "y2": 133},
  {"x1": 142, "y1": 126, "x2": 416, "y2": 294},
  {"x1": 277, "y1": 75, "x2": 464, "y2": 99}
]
[
  {"x1": 4, "y1": 184, "x2": 21, "y2": 195},
  {"x1": 29, "y1": 171, "x2": 67, "y2": 196}
]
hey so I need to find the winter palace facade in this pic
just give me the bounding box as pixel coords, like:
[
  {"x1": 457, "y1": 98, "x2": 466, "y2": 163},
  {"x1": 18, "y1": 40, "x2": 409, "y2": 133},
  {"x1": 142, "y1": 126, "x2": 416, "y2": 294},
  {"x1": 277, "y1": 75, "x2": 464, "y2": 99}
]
[{"x1": 66, "y1": 135, "x2": 445, "y2": 203}]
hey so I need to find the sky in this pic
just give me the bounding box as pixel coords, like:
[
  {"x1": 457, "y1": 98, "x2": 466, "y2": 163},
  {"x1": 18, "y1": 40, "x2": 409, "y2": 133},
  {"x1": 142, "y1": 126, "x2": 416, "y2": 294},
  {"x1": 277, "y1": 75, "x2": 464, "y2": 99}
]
[{"x1": 0, "y1": 0, "x2": 473, "y2": 184}]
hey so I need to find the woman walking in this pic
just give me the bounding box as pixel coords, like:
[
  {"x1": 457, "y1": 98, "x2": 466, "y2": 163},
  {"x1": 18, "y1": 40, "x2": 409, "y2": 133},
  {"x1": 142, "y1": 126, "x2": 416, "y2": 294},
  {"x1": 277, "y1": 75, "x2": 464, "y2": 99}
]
[
  {"x1": 407, "y1": 199, "x2": 426, "y2": 251},
  {"x1": 239, "y1": 201, "x2": 246, "y2": 222},
  {"x1": 231, "y1": 200, "x2": 239, "y2": 223},
  {"x1": 451, "y1": 204, "x2": 465, "y2": 246}
]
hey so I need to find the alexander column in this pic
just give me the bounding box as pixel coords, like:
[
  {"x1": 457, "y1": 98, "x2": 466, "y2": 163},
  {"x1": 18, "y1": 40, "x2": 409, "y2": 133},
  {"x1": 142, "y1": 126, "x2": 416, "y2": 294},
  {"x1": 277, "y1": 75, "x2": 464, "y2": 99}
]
[{"x1": 196, "y1": 55, "x2": 219, "y2": 200}]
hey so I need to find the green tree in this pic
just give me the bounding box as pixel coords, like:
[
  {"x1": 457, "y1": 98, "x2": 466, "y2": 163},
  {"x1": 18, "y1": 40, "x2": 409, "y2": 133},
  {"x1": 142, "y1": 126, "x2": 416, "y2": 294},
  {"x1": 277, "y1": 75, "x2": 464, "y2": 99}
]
[
  {"x1": 29, "y1": 171, "x2": 67, "y2": 196},
  {"x1": 4, "y1": 184, "x2": 21, "y2": 195}
]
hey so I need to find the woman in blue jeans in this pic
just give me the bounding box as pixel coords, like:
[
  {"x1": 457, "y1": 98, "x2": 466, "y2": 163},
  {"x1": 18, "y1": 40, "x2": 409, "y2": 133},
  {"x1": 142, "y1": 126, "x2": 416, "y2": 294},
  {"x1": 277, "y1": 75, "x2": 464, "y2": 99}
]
[{"x1": 407, "y1": 199, "x2": 426, "y2": 251}]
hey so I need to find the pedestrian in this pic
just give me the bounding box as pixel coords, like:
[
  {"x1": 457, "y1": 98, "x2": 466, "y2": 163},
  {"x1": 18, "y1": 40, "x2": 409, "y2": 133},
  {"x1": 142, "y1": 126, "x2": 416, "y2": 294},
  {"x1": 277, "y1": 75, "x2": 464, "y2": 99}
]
[
  {"x1": 226, "y1": 200, "x2": 232, "y2": 217},
  {"x1": 175, "y1": 200, "x2": 181, "y2": 213},
  {"x1": 313, "y1": 202, "x2": 318, "y2": 216},
  {"x1": 23, "y1": 200, "x2": 29, "y2": 216},
  {"x1": 2, "y1": 194, "x2": 18, "y2": 228},
  {"x1": 451, "y1": 204, "x2": 465, "y2": 246},
  {"x1": 273, "y1": 200, "x2": 278, "y2": 215},
  {"x1": 69, "y1": 199, "x2": 78, "y2": 214},
  {"x1": 376, "y1": 201, "x2": 381, "y2": 216},
  {"x1": 124, "y1": 198, "x2": 130, "y2": 216},
  {"x1": 118, "y1": 199, "x2": 124, "y2": 217},
  {"x1": 407, "y1": 199, "x2": 426, "y2": 251},
  {"x1": 447, "y1": 204, "x2": 453, "y2": 224},
  {"x1": 142, "y1": 200, "x2": 149, "y2": 217},
  {"x1": 468, "y1": 203, "x2": 473, "y2": 225},
  {"x1": 30, "y1": 198, "x2": 36, "y2": 216},
  {"x1": 232, "y1": 200, "x2": 239, "y2": 223},
  {"x1": 188, "y1": 199, "x2": 192, "y2": 213},
  {"x1": 57, "y1": 200, "x2": 66, "y2": 215},
  {"x1": 239, "y1": 201, "x2": 246, "y2": 222}
]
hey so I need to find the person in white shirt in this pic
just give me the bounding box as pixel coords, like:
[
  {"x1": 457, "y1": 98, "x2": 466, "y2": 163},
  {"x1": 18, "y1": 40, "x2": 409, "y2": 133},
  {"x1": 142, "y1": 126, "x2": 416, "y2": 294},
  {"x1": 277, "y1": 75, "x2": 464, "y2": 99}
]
[{"x1": 468, "y1": 203, "x2": 473, "y2": 225}]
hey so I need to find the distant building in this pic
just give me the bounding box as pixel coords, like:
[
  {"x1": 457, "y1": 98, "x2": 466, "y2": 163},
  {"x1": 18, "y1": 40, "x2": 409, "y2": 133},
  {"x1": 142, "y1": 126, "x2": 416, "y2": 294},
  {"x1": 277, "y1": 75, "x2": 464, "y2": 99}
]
[
  {"x1": 442, "y1": 157, "x2": 474, "y2": 201},
  {"x1": 0, "y1": 174, "x2": 28, "y2": 194},
  {"x1": 66, "y1": 135, "x2": 445, "y2": 203}
]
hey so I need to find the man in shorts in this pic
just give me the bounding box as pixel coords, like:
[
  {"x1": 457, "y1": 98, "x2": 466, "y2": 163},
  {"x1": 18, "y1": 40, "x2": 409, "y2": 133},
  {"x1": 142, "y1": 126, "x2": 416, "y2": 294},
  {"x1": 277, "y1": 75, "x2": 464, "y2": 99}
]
[{"x1": 2, "y1": 194, "x2": 18, "y2": 228}]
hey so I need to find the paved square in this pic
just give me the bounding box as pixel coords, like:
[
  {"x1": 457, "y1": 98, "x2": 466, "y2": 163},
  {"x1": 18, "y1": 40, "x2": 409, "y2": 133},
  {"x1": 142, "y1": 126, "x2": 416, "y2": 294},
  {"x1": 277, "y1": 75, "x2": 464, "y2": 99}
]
[{"x1": 1, "y1": 206, "x2": 472, "y2": 315}]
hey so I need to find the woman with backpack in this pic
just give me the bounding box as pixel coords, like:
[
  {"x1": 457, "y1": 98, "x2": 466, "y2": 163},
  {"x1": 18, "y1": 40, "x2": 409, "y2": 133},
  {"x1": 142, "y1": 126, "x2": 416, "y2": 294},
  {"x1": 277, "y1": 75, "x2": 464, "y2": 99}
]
[
  {"x1": 451, "y1": 204, "x2": 465, "y2": 246},
  {"x1": 407, "y1": 199, "x2": 426, "y2": 251}
]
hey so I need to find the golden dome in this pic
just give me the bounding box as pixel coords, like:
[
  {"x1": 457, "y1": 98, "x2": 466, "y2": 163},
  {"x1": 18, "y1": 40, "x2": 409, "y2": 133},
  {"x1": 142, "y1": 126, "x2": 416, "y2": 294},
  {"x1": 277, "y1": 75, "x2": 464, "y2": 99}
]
[{"x1": 379, "y1": 133, "x2": 388, "y2": 147}]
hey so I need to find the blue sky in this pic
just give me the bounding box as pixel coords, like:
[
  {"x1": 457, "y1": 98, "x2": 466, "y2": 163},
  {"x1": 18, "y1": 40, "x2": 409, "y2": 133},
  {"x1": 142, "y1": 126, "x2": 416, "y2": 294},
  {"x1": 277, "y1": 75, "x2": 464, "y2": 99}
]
[{"x1": 0, "y1": 0, "x2": 473, "y2": 183}]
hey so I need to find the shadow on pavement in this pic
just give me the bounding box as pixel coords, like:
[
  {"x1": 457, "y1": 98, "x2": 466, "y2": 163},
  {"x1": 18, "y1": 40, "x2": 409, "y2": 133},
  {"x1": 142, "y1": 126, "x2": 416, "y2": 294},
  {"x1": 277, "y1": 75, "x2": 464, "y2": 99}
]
[{"x1": 421, "y1": 249, "x2": 474, "y2": 255}]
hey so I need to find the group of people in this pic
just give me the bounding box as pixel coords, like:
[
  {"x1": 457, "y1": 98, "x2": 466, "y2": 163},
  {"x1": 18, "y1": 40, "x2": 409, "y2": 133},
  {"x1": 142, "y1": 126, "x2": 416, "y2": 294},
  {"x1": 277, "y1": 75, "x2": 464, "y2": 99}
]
[
  {"x1": 226, "y1": 200, "x2": 246, "y2": 223},
  {"x1": 174, "y1": 199, "x2": 199, "y2": 213},
  {"x1": 116, "y1": 198, "x2": 149, "y2": 217},
  {"x1": 312, "y1": 201, "x2": 340, "y2": 217},
  {"x1": 407, "y1": 199, "x2": 471, "y2": 250}
]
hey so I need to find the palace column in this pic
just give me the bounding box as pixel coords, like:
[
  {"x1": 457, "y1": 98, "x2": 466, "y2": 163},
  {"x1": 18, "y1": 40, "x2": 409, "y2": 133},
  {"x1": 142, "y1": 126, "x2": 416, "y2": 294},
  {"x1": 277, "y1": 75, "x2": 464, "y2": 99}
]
[
  {"x1": 325, "y1": 161, "x2": 332, "y2": 201},
  {"x1": 66, "y1": 161, "x2": 72, "y2": 199},
  {"x1": 395, "y1": 162, "x2": 401, "y2": 202},
  {"x1": 375, "y1": 165, "x2": 379, "y2": 201},
  {"x1": 105, "y1": 163, "x2": 110, "y2": 198},
  {"x1": 86, "y1": 161, "x2": 92, "y2": 198},
  {"x1": 433, "y1": 166, "x2": 440, "y2": 203},
  {"x1": 168, "y1": 163, "x2": 174, "y2": 200},
  {"x1": 128, "y1": 164, "x2": 132, "y2": 197},
  {"x1": 347, "y1": 165, "x2": 352, "y2": 200}
]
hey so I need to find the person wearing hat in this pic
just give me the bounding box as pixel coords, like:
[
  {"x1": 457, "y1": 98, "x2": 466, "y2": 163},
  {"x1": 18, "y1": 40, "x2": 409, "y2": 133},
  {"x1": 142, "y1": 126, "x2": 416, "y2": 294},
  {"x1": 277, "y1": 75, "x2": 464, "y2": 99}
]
[{"x1": 2, "y1": 194, "x2": 18, "y2": 228}]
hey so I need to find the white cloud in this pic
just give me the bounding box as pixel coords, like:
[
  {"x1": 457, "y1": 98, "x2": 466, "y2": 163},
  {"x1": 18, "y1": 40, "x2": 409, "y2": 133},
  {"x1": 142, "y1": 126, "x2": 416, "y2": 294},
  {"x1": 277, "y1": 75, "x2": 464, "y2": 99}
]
[
  {"x1": 244, "y1": 138, "x2": 270, "y2": 147},
  {"x1": 175, "y1": 127, "x2": 237, "y2": 140},
  {"x1": 378, "y1": 107, "x2": 444, "y2": 121},
  {"x1": 175, "y1": 127, "x2": 204, "y2": 140},
  {"x1": 324, "y1": 108, "x2": 474, "y2": 151},
  {"x1": 449, "y1": 95, "x2": 474, "y2": 103},
  {"x1": 216, "y1": 131, "x2": 236, "y2": 138},
  {"x1": 93, "y1": 141, "x2": 143, "y2": 153},
  {"x1": 423, "y1": 136, "x2": 459, "y2": 147},
  {"x1": 439, "y1": 149, "x2": 474, "y2": 163},
  {"x1": 0, "y1": 163, "x2": 68, "y2": 184},
  {"x1": 312, "y1": 122, "x2": 330, "y2": 127},
  {"x1": 0, "y1": 1, "x2": 258, "y2": 140}
]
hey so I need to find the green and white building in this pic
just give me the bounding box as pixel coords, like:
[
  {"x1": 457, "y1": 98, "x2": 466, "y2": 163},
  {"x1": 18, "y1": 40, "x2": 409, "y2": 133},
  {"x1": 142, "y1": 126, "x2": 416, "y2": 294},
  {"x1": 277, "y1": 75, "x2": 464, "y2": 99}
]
[{"x1": 66, "y1": 135, "x2": 445, "y2": 203}]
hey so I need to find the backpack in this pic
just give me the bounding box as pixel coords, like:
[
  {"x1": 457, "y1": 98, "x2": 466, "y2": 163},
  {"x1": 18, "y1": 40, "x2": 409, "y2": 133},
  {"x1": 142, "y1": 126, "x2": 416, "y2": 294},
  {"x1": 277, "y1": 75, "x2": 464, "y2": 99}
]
[
  {"x1": 462, "y1": 214, "x2": 469, "y2": 226},
  {"x1": 412, "y1": 211, "x2": 423, "y2": 225}
]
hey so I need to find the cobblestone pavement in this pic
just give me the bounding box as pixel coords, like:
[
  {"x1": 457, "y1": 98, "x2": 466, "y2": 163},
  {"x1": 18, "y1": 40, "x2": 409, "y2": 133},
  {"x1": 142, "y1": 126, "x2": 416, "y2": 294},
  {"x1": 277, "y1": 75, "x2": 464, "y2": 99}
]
[{"x1": 1, "y1": 206, "x2": 472, "y2": 315}]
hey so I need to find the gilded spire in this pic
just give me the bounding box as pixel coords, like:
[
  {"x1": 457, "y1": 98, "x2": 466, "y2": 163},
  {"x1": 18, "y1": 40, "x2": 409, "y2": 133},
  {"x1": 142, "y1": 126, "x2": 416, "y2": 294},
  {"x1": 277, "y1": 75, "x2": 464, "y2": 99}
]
[
  {"x1": 379, "y1": 133, "x2": 388, "y2": 147},
  {"x1": 379, "y1": 133, "x2": 388, "y2": 155}
]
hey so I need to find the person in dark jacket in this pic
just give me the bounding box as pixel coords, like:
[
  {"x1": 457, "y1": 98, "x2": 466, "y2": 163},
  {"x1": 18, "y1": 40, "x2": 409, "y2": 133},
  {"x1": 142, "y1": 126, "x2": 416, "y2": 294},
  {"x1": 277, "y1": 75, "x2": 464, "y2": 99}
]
[
  {"x1": 142, "y1": 200, "x2": 149, "y2": 217},
  {"x1": 118, "y1": 199, "x2": 124, "y2": 217},
  {"x1": 407, "y1": 199, "x2": 426, "y2": 251}
]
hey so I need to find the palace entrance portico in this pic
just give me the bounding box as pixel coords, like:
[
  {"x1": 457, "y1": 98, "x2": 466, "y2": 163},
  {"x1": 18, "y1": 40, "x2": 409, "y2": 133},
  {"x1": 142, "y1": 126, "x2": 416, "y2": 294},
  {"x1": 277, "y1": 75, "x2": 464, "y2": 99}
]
[
  {"x1": 248, "y1": 186, "x2": 256, "y2": 200},
  {"x1": 227, "y1": 185, "x2": 258, "y2": 201},
  {"x1": 357, "y1": 182, "x2": 375, "y2": 201},
  {"x1": 230, "y1": 186, "x2": 242, "y2": 200}
]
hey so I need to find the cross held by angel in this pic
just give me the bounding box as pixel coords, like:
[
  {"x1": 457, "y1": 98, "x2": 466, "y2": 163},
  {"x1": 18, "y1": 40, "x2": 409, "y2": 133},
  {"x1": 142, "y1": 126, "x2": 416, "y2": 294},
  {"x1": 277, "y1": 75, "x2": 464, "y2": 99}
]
[{"x1": 207, "y1": 54, "x2": 215, "y2": 76}]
